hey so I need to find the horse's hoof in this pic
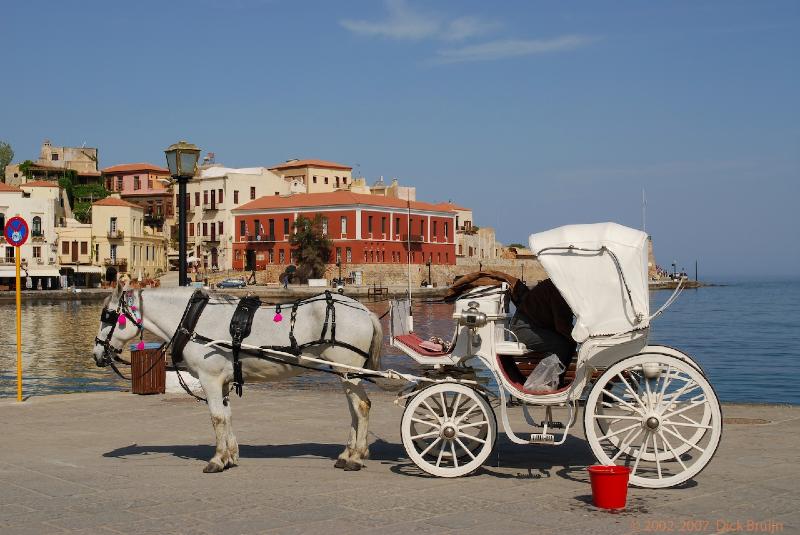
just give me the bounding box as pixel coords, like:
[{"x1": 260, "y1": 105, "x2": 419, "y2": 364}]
[
  {"x1": 203, "y1": 461, "x2": 224, "y2": 473},
  {"x1": 343, "y1": 461, "x2": 363, "y2": 471},
  {"x1": 334, "y1": 458, "x2": 347, "y2": 469}
]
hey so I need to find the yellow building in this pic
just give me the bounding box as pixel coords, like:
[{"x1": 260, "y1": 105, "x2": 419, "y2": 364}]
[
  {"x1": 91, "y1": 197, "x2": 167, "y2": 279},
  {"x1": 269, "y1": 159, "x2": 353, "y2": 193}
]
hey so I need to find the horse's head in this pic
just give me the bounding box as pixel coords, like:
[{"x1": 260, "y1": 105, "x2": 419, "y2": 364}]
[{"x1": 92, "y1": 275, "x2": 141, "y2": 367}]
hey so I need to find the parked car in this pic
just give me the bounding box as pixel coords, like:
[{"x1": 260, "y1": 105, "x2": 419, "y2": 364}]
[{"x1": 216, "y1": 278, "x2": 246, "y2": 289}]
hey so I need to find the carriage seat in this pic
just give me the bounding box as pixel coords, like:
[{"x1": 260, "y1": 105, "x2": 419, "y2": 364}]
[
  {"x1": 497, "y1": 353, "x2": 573, "y2": 396},
  {"x1": 393, "y1": 333, "x2": 454, "y2": 357}
]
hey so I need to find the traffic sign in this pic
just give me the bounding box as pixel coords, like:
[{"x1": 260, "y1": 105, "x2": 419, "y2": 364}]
[{"x1": 4, "y1": 216, "x2": 29, "y2": 247}]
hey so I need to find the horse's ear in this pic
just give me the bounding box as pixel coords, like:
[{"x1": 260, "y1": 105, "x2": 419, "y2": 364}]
[{"x1": 117, "y1": 274, "x2": 132, "y2": 292}]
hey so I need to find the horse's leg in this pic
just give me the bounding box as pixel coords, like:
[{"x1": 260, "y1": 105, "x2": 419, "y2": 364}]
[
  {"x1": 200, "y1": 375, "x2": 231, "y2": 473},
  {"x1": 335, "y1": 379, "x2": 359, "y2": 469},
  {"x1": 223, "y1": 381, "x2": 239, "y2": 467},
  {"x1": 340, "y1": 378, "x2": 372, "y2": 471}
]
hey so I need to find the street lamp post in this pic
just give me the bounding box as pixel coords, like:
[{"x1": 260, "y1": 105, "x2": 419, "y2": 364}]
[
  {"x1": 164, "y1": 141, "x2": 201, "y2": 287},
  {"x1": 336, "y1": 261, "x2": 342, "y2": 282}
]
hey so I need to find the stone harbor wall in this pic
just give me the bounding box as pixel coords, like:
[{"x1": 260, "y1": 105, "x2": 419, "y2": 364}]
[{"x1": 205, "y1": 258, "x2": 546, "y2": 288}]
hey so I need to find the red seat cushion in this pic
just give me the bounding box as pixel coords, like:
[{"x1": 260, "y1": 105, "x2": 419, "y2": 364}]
[
  {"x1": 394, "y1": 333, "x2": 453, "y2": 357},
  {"x1": 497, "y1": 355, "x2": 571, "y2": 395}
]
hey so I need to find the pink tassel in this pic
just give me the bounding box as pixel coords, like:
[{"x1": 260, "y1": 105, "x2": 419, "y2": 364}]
[
  {"x1": 136, "y1": 341, "x2": 146, "y2": 350},
  {"x1": 131, "y1": 305, "x2": 137, "y2": 311},
  {"x1": 118, "y1": 315, "x2": 127, "y2": 327},
  {"x1": 273, "y1": 313, "x2": 283, "y2": 322}
]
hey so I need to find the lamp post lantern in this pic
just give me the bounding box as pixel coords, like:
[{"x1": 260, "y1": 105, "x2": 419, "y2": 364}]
[{"x1": 164, "y1": 140, "x2": 201, "y2": 287}]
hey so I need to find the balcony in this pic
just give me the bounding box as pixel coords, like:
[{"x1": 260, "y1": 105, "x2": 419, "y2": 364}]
[
  {"x1": 104, "y1": 257, "x2": 128, "y2": 270},
  {"x1": 31, "y1": 230, "x2": 45, "y2": 242},
  {"x1": 107, "y1": 230, "x2": 124, "y2": 239},
  {"x1": 247, "y1": 235, "x2": 275, "y2": 242},
  {"x1": 144, "y1": 214, "x2": 164, "y2": 227},
  {"x1": 401, "y1": 234, "x2": 425, "y2": 243},
  {"x1": 202, "y1": 203, "x2": 218, "y2": 211},
  {"x1": 203, "y1": 235, "x2": 220, "y2": 243}
]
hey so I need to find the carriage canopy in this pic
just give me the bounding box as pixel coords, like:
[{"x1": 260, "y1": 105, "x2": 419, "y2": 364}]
[{"x1": 529, "y1": 223, "x2": 650, "y2": 342}]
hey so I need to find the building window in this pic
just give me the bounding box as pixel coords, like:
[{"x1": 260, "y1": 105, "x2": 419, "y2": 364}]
[
  {"x1": 81, "y1": 242, "x2": 88, "y2": 254},
  {"x1": 116, "y1": 176, "x2": 123, "y2": 191},
  {"x1": 110, "y1": 217, "x2": 117, "y2": 232},
  {"x1": 234, "y1": 190, "x2": 239, "y2": 204},
  {"x1": 363, "y1": 251, "x2": 367, "y2": 262},
  {"x1": 235, "y1": 250, "x2": 241, "y2": 261},
  {"x1": 0, "y1": 213, "x2": 5, "y2": 231},
  {"x1": 368, "y1": 216, "x2": 373, "y2": 234},
  {"x1": 420, "y1": 219, "x2": 425, "y2": 237},
  {"x1": 32, "y1": 216, "x2": 42, "y2": 236},
  {"x1": 51, "y1": 153, "x2": 59, "y2": 161},
  {"x1": 458, "y1": 244, "x2": 463, "y2": 255},
  {"x1": 324, "y1": 176, "x2": 329, "y2": 184},
  {"x1": 240, "y1": 220, "x2": 246, "y2": 238},
  {"x1": 203, "y1": 191, "x2": 209, "y2": 206},
  {"x1": 62, "y1": 241, "x2": 69, "y2": 254},
  {"x1": 189, "y1": 223, "x2": 194, "y2": 237},
  {"x1": 335, "y1": 176, "x2": 340, "y2": 188},
  {"x1": 268, "y1": 250, "x2": 274, "y2": 263},
  {"x1": 195, "y1": 192, "x2": 200, "y2": 207},
  {"x1": 343, "y1": 177, "x2": 347, "y2": 184},
  {"x1": 218, "y1": 189, "x2": 224, "y2": 204},
  {"x1": 148, "y1": 177, "x2": 154, "y2": 189},
  {"x1": 433, "y1": 221, "x2": 438, "y2": 237},
  {"x1": 250, "y1": 187, "x2": 256, "y2": 200},
  {"x1": 313, "y1": 176, "x2": 317, "y2": 184},
  {"x1": 134, "y1": 176, "x2": 140, "y2": 190},
  {"x1": 444, "y1": 221, "x2": 449, "y2": 239},
  {"x1": 255, "y1": 219, "x2": 262, "y2": 238},
  {"x1": 110, "y1": 244, "x2": 117, "y2": 261},
  {"x1": 33, "y1": 246, "x2": 41, "y2": 259},
  {"x1": 381, "y1": 217, "x2": 386, "y2": 235},
  {"x1": 202, "y1": 223, "x2": 208, "y2": 236},
  {"x1": 218, "y1": 221, "x2": 224, "y2": 235},
  {"x1": 5, "y1": 246, "x2": 13, "y2": 263},
  {"x1": 340, "y1": 216, "x2": 347, "y2": 235},
  {"x1": 346, "y1": 248, "x2": 352, "y2": 262},
  {"x1": 395, "y1": 217, "x2": 400, "y2": 235},
  {"x1": 279, "y1": 249, "x2": 285, "y2": 264},
  {"x1": 283, "y1": 218, "x2": 290, "y2": 236},
  {"x1": 321, "y1": 217, "x2": 328, "y2": 236}
]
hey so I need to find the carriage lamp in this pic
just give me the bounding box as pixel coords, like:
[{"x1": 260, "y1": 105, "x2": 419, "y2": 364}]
[
  {"x1": 164, "y1": 140, "x2": 201, "y2": 287},
  {"x1": 459, "y1": 301, "x2": 487, "y2": 328}
]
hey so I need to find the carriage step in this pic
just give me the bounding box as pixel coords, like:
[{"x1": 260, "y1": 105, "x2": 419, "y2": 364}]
[
  {"x1": 539, "y1": 421, "x2": 564, "y2": 429},
  {"x1": 530, "y1": 433, "x2": 555, "y2": 443}
]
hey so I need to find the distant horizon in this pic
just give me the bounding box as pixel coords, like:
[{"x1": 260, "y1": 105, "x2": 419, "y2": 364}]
[{"x1": 3, "y1": 0, "x2": 797, "y2": 278}]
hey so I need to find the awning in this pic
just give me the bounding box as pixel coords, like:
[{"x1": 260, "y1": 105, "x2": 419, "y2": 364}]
[
  {"x1": 61, "y1": 266, "x2": 104, "y2": 274},
  {"x1": 26, "y1": 268, "x2": 62, "y2": 277}
]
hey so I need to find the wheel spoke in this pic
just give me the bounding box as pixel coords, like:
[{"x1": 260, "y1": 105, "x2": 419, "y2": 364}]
[
  {"x1": 435, "y1": 440, "x2": 447, "y2": 467},
  {"x1": 458, "y1": 420, "x2": 489, "y2": 430},
  {"x1": 421, "y1": 400, "x2": 443, "y2": 425},
  {"x1": 457, "y1": 432, "x2": 486, "y2": 445},
  {"x1": 451, "y1": 392, "x2": 463, "y2": 420},
  {"x1": 658, "y1": 429, "x2": 688, "y2": 471},
  {"x1": 411, "y1": 430, "x2": 440, "y2": 440},
  {"x1": 455, "y1": 402, "x2": 480, "y2": 425},
  {"x1": 455, "y1": 437, "x2": 476, "y2": 460},
  {"x1": 592, "y1": 413, "x2": 642, "y2": 421},
  {"x1": 631, "y1": 430, "x2": 649, "y2": 476},
  {"x1": 600, "y1": 388, "x2": 644, "y2": 415},
  {"x1": 611, "y1": 427, "x2": 642, "y2": 463},
  {"x1": 663, "y1": 426, "x2": 706, "y2": 454},
  {"x1": 450, "y1": 441, "x2": 459, "y2": 468},
  {"x1": 419, "y1": 437, "x2": 441, "y2": 457},
  {"x1": 439, "y1": 393, "x2": 449, "y2": 419},
  {"x1": 662, "y1": 420, "x2": 713, "y2": 430},
  {"x1": 599, "y1": 421, "x2": 640, "y2": 441},
  {"x1": 652, "y1": 432, "x2": 662, "y2": 479},
  {"x1": 410, "y1": 417, "x2": 439, "y2": 429},
  {"x1": 659, "y1": 380, "x2": 698, "y2": 411},
  {"x1": 617, "y1": 373, "x2": 646, "y2": 411},
  {"x1": 662, "y1": 400, "x2": 708, "y2": 420}
]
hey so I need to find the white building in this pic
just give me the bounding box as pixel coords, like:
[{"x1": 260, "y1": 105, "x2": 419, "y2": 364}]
[
  {"x1": 0, "y1": 182, "x2": 61, "y2": 288},
  {"x1": 184, "y1": 166, "x2": 302, "y2": 270}
]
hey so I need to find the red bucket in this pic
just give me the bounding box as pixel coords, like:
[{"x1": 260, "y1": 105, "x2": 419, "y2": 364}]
[{"x1": 587, "y1": 465, "x2": 631, "y2": 510}]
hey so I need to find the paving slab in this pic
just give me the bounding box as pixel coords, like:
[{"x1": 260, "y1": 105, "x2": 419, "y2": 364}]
[{"x1": 1, "y1": 390, "x2": 797, "y2": 534}]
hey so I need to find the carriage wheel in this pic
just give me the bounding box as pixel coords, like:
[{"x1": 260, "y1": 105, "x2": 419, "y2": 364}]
[
  {"x1": 401, "y1": 383, "x2": 496, "y2": 477},
  {"x1": 584, "y1": 353, "x2": 722, "y2": 489}
]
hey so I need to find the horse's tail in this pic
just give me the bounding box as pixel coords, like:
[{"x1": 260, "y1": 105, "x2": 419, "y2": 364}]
[{"x1": 365, "y1": 312, "x2": 383, "y2": 371}]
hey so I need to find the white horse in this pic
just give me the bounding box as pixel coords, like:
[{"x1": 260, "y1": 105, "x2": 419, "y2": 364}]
[{"x1": 92, "y1": 280, "x2": 383, "y2": 473}]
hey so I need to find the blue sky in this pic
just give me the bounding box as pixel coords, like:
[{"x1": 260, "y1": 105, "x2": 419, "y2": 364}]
[{"x1": 3, "y1": 0, "x2": 798, "y2": 278}]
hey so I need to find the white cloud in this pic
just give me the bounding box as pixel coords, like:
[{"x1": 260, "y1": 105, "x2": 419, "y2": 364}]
[
  {"x1": 434, "y1": 35, "x2": 595, "y2": 63},
  {"x1": 340, "y1": 0, "x2": 500, "y2": 42}
]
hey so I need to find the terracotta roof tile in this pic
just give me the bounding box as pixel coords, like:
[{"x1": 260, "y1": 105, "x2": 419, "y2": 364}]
[
  {"x1": 0, "y1": 182, "x2": 22, "y2": 192},
  {"x1": 431, "y1": 202, "x2": 470, "y2": 211},
  {"x1": 269, "y1": 159, "x2": 352, "y2": 171},
  {"x1": 101, "y1": 162, "x2": 170, "y2": 174},
  {"x1": 233, "y1": 190, "x2": 457, "y2": 213},
  {"x1": 92, "y1": 197, "x2": 142, "y2": 209}
]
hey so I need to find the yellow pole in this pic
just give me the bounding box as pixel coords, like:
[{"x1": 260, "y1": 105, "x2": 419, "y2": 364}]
[{"x1": 16, "y1": 247, "x2": 22, "y2": 402}]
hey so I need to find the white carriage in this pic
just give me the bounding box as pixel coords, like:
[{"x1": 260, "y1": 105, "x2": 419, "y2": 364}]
[{"x1": 390, "y1": 222, "x2": 722, "y2": 488}]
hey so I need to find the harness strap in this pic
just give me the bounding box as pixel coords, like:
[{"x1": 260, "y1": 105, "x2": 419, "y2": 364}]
[
  {"x1": 288, "y1": 301, "x2": 299, "y2": 353},
  {"x1": 229, "y1": 295, "x2": 261, "y2": 397}
]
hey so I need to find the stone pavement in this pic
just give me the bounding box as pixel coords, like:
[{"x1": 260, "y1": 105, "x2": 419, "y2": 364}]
[{"x1": 1, "y1": 389, "x2": 797, "y2": 535}]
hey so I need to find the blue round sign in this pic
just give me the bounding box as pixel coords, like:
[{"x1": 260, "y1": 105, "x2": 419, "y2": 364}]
[{"x1": 4, "y1": 216, "x2": 29, "y2": 247}]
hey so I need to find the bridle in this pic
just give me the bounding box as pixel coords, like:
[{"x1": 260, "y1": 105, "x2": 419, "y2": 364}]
[{"x1": 94, "y1": 291, "x2": 142, "y2": 373}]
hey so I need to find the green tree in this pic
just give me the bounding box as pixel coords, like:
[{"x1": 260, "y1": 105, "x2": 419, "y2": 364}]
[
  {"x1": 0, "y1": 141, "x2": 13, "y2": 179},
  {"x1": 289, "y1": 214, "x2": 332, "y2": 282},
  {"x1": 507, "y1": 243, "x2": 526, "y2": 249}
]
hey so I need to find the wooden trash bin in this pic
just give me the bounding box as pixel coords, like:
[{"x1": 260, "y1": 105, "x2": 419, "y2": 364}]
[{"x1": 130, "y1": 343, "x2": 166, "y2": 394}]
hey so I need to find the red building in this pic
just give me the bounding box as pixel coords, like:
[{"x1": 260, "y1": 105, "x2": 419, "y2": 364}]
[{"x1": 231, "y1": 191, "x2": 457, "y2": 271}]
